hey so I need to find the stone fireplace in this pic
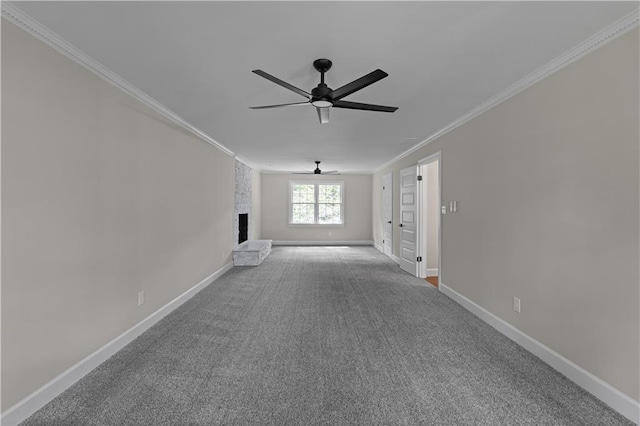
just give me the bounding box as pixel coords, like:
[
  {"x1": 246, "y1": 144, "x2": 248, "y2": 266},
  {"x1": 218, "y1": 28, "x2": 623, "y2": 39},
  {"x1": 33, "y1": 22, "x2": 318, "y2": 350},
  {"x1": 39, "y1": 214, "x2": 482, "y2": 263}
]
[{"x1": 234, "y1": 159, "x2": 252, "y2": 247}]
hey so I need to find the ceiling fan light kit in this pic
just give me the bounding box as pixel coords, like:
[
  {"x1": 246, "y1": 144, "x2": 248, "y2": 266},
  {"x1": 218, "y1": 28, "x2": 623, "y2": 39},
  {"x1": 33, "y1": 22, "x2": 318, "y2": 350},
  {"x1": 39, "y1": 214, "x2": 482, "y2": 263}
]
[
  {"x1": 312, "y1": 100, "x2": 332, "y2": 108},
  {"x1": 251, "y1": 58, "x2": 398, "y2": 124}
]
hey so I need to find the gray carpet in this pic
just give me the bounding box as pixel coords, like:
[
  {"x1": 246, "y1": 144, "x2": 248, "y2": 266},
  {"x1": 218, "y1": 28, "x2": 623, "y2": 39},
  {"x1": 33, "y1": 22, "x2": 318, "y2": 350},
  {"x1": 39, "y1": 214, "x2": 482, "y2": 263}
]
[{"x1": 21, "y1": 246, "x2": 631, "y2": 425}]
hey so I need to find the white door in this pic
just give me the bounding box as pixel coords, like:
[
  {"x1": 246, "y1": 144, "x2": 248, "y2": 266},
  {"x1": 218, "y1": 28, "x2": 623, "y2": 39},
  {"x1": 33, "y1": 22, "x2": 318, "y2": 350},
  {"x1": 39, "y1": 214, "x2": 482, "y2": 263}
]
[
  {"x1": 399, "y1": 166, "x2": 418, "y2": 275},
  {"x1": 382, "y1": 172, "x2": 393, "y2": 256}
]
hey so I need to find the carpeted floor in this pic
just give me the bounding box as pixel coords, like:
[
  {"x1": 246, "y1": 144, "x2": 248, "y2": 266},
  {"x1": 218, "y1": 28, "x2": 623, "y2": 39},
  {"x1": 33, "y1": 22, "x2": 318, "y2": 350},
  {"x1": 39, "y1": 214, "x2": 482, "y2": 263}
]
[{"x1": 21, "y1": 246, "x2": 631, "y2": 425}]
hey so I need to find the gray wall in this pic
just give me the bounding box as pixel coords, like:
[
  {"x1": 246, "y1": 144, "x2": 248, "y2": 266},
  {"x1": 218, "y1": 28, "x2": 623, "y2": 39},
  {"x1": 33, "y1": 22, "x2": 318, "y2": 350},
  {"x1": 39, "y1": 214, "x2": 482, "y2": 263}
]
[
  {"x1": 2, "y1": 21, "x2": 235, "y2": 410},
  {"x1": 261, "y1": 173, "x2": 372, "y2": 242},
  {"x1": 373, "y1": 28, "x2": 639, "y2": 400}
]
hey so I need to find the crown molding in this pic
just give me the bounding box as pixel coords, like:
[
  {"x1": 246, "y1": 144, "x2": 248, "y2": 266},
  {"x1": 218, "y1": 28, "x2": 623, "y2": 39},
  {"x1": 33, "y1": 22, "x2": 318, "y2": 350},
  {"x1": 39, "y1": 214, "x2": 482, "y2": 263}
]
[
  {"x1": 373, "y1": 8, "x2": 640, "y2": 174},
  {"x1": 3, "y1": 2, "x2": 637, "y2": 171},
  {"x1": 1, "y1": 2, "x2": 235, "y2": 158},
  {"x1": 234, "y1": 156, "x2": 258, "y2": 170}
]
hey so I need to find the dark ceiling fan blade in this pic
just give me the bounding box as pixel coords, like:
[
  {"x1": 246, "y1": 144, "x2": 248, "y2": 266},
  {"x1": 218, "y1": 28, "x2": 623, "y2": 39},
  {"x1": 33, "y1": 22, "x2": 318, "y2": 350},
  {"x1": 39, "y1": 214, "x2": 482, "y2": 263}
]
[
  {"x1": 292, "y1": 170, "x2": 339, "y2": 175},
  {"x1": 330, "y1": 69, "x2": 388, "y2": 101},
  {"x1": 250, "y1": 101, "x2": 310, "y2": 109},
  {"x1": 252, "y1": 70, "x2": 311, "y2": 99},
  {"x1": 316, "y1": 107, "x2": 329, "y2": 124},
  {"x1": 332, "y1": 100, "x2": 398, "y2": 112}
]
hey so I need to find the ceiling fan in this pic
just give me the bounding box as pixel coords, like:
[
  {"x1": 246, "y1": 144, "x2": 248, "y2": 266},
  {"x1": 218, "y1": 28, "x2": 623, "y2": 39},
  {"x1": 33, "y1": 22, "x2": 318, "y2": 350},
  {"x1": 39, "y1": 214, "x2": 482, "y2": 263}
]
[
  {"x1": 294, "y1": 161, "x2": 339, "y2": 175},
  {"x1": 250, "y1": 59, "x2": 398, "y2": 124}
]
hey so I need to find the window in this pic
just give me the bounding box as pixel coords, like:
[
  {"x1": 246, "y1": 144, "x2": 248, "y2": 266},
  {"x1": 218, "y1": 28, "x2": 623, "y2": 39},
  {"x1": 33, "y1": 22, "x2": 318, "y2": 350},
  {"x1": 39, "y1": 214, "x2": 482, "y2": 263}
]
[{"x1": 289, "y1": 181, "x2": 344, "y2": 225}]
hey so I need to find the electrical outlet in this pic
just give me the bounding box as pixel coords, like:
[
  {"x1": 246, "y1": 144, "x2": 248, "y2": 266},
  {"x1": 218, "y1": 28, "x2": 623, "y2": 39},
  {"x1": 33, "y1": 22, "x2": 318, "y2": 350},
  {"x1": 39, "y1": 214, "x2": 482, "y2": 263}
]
[
  {"x1": 513, "y1": 297, "x2": 521, "y2": 313},
  {"x1": 138, "y1": 291, "x2": 145, "y2": 306}
]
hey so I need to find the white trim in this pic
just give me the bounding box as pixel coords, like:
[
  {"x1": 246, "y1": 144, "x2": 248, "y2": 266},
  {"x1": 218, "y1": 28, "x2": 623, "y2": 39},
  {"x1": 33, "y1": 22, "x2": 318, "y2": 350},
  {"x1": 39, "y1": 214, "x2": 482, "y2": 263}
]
[
  {"x1": 373, "y1": 8, "x2": 640, "y2": 173},
  {"x1": 0, "y1": 262, "x2": 233, "y2": 426},
  {"x1": 374, "y1": 241, "x2": 400, "y2": 264},
  {"x1": 272, "y1": 240, "x2": 373, "y2": 246},
  {"x1": 3, "y1": 1, "x2": 636, "y2": 173},
  {"x1": 437, "y1": 152, "x2": 443, "y2": 284},
  {"x1": 418, "y1": 152, "x2": 442, "y2": 166},
  {"x1": 381, "y1": 172, "x2": 393, "y2": 257},
  {"x1": 234, "y1": 155, "x2": 257, "y2": 170},
  {"x1": 0, "y1": 2, "x2": 235, "y2": 158},
  {"x1": 416, "y1": 152, "x2": 442, "y2": 281},
  {"x1": 288, "y1": 223, "x2": 345, "y2": 228},
  {"x1": 439, "y1": 282, "x2": 640, "y2": 425}
]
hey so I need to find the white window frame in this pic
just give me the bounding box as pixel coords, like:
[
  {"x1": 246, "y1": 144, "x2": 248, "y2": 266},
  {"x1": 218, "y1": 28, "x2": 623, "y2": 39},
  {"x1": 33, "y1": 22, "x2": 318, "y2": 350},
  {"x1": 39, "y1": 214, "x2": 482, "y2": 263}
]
[{"x1": 289, "y1": 180, "x2": 345, "y2": 226}]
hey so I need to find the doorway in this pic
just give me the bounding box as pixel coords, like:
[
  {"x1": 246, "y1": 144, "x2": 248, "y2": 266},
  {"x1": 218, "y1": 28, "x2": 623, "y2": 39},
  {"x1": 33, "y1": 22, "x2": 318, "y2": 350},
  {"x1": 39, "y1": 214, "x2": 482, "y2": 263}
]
[{"x1": 418, "y1": 153, "x2": 441, "y2": 287}]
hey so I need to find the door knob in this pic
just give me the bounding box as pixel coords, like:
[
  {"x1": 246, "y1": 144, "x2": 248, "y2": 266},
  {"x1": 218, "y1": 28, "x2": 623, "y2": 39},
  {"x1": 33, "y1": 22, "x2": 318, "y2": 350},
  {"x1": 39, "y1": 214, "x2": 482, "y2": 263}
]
[
  {"x1": 387, "y1": 221, "x2": 392, "y2": 224},
  {"x1": 398, "y1": 224, "x2": 403, "y2": 227}
]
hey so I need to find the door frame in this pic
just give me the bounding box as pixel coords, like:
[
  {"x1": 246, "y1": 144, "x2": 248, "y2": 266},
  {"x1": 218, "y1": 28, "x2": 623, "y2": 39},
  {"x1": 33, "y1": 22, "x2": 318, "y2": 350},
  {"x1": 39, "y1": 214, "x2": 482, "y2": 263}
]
[
  {"x1": 382, "y1": 172, "x2": 393, "y2": 257},
  {"x1": 418, "y1": 151, "x2": 442, "y2": 284}
]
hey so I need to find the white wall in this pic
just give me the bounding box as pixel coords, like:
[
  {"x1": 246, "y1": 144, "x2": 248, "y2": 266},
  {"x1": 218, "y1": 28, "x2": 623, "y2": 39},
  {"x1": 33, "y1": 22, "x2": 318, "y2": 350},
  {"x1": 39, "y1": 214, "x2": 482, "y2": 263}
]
[
  {"x1": 1, "y1": 21, "x2": 235, "y2": 410},
  {"x1": 261, "y1": 173, "x2": 372, "y2": 243},
  {"x1": 373, "y1": 28, "x2": 639, "y2": 401}
]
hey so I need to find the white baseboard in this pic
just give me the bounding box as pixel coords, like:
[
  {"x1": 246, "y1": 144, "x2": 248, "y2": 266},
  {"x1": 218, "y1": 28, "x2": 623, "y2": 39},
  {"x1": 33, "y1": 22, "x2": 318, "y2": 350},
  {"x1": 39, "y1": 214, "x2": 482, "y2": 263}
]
[
  {"x1": 374, "y1": 243, "x2": 399, "y2": 264},
  {"x1": 426, "y1": 268, "x2": 439, "y2": 277},
  {"x1": 0, "y1": 262, "x2": 233, "y2": 426},
  {"x1": 272, "y1": 240, "x2": 373, "y2": 246},
  {"x1": 439, "y1": 282, "x2": 640, "y2": 424}
]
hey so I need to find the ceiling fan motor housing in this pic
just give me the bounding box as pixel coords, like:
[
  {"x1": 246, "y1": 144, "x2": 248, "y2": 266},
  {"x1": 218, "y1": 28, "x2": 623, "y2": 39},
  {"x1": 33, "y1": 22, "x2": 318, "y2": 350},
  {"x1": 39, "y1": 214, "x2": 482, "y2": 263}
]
[{"x1": 312, "y1": 84, "x2": 332, "y2": 102}]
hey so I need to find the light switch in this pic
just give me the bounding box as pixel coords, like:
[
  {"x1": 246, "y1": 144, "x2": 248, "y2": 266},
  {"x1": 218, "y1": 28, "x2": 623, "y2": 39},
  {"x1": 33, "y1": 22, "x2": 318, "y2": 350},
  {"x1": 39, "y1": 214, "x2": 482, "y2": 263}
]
[
  {"x1": 449, "y1": 201, "x2": 454, "y2": 212},
  {"x1": 453, "y1": 200, "x2": 458, "y2": 212}
]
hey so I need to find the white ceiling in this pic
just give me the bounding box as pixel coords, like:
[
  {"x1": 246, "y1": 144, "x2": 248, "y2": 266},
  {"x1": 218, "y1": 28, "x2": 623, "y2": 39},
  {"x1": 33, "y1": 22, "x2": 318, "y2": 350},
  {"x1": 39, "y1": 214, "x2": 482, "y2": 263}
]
[{"x1": 12, "y1": 1, "x2": 637, "y2": 173}]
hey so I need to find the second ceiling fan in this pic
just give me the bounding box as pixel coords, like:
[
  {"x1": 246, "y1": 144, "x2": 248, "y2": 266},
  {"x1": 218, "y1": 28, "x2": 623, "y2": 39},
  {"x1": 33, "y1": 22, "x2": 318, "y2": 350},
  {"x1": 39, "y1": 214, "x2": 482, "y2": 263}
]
[
  {"x1": 294, "y1": 161, "x2": 338, "y2": 175},
  {"x1": 250, "y1": 59, "x2": 398, "y2": 124}
]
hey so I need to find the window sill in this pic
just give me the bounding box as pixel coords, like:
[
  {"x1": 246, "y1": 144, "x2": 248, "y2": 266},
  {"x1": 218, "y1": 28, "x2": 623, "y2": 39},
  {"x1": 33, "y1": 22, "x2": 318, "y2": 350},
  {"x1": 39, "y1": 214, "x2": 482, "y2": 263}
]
[{"x1": 288, "y1": 223, "x2": 345, "y2": 228}]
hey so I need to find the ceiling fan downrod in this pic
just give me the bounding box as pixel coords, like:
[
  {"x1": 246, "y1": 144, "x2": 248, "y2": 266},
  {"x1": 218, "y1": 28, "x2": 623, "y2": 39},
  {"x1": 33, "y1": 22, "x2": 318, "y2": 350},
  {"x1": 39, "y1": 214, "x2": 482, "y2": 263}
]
[{"x1": 311, "y1": 59, "x2": 333, "y2": 108}]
